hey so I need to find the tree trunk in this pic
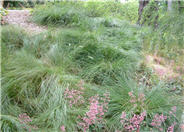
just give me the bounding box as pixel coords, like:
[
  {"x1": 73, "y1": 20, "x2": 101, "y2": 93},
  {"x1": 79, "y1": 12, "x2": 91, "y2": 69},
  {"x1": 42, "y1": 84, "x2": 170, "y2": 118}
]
[
  {"x1": 153, "y1": 0, "x2": 159, "y2": 28},
  {"x1": 0, "y1": 0, "x2": 4, "y2": 7},
  {"x1": 137, "y1": 0, "x2": 149, "y2": 25},
  {"x1": 178, "y1": 1, "x2": 184, "y2": 13},
  {"x1": 168, "y1": 0, "x2": 172, "y2": 12}
]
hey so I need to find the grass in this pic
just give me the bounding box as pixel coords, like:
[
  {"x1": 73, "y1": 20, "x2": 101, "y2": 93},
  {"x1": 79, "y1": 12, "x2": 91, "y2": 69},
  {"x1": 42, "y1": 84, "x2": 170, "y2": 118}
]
[
  {"x1": 1, "y1": 25, "x2": 27, "y2": 51},
  {"x1": 1, "y1": 1, "x2": 184, "y2": 132},
  {"x1": 106, "y1": 80, "x2": 182, "y2": 131},
  {"x1": 32, "y1": 1, "x2": 138, "y2": 27},
  {"x1": 141, "y1": 5, "x2": 184, "y2": 61}
]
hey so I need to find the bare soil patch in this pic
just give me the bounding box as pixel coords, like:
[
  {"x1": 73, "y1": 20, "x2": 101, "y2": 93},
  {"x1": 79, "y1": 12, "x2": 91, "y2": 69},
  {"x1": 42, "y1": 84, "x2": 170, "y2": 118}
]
[{"x1": 2, "y1": 10, "x2": 46, "y2": 34}]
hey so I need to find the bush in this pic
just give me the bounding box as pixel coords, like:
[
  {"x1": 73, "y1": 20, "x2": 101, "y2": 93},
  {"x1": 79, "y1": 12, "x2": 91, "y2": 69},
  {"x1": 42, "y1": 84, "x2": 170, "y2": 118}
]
[{"x1": 0, "y1": 8, "x2": 8, "y2": 17}]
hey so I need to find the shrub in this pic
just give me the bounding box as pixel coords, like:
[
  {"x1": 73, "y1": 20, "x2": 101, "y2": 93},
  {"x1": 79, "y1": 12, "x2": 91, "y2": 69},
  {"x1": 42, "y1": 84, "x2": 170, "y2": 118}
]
[{"x1": 0, "y1": 7, "x2": 8, "y2": 17}]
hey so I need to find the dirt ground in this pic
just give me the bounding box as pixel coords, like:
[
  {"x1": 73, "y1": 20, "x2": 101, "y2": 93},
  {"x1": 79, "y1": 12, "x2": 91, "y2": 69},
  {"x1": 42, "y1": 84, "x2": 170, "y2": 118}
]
[{"x1": 2, "y1": 10, "x2": 46, "y2": 34}]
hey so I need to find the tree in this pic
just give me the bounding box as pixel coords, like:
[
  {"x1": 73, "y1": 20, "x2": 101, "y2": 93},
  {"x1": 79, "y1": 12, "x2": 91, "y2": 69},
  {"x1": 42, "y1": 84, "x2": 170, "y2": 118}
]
[
  {"x1": 168, "y1": 0, "x2": 172, "y2": 11},
  {"x1": 137, "y1": 0, "x2": 149, "y2": 24},
  {"x1": 178, "y1": 1, "x2": 184, "y2": 13}
]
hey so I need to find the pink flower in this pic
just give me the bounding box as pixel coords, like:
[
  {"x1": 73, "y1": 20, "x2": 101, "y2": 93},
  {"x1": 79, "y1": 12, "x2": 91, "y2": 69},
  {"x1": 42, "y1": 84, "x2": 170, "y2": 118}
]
[
  {"x1": 120, "y1": 111, "x2": 146, "y2": 131},
  {"x1": 77, "y1": 80, "x2": 85, "y2": 90},
  {"x1": 128, "y1": 92, "x2": 133, "y2": 97},
  {"x1": 171, "y1": 106, "x2": 176, "y2": 113},
  {"x1": 169, "y1": 106, "x2": 177, "y2": 117},
  {"x1": 167, "y1": 123, "x2": 176, "y2": 132},
  {"x1": 138, "y1": 93, "x2": 145, "y2": 102},
  {"x1": 64, "y1": 88, "x2": 84, "y2": 107},
  {"x1": 18, "y1": 113, "x2": 38, "y2": 131},
  {"x1": 78, "y1": 93, "x2": 110, "y2": 131},
  {"x1": 128, "y1": 91, "x2": 145, "y2": 107},
  {"x1": 60, "y1": 125, "x2": 65, "y2": 132},
  {"x1": 121, "y1": 112, "x2": 126, "y2": 119},
  {"x1": 151, "y1": 114, "x2": 167, "y2": 130},
  {"x1": 19, "y1": 113, "x2": 32, "y2": 124},
  {"x1": 180, "y1": 124, "x2": 184, "y2": 130}
]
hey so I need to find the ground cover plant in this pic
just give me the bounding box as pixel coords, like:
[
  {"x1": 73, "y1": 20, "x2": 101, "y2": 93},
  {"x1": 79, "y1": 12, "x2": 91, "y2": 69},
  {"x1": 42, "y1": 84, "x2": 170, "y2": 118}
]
[{"x1": 1, "y1": 1, "x2": 184, "y2": 132}]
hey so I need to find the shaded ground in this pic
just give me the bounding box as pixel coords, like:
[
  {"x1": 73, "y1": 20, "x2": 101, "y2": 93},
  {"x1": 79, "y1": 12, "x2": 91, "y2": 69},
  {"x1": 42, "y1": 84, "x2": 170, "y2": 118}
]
[
  {"x1": 146, "y1": 54, "x2": 184, "y2": 80},
  {"x1": 2, "y1": 10, "x2": 46, "y2": 34}
]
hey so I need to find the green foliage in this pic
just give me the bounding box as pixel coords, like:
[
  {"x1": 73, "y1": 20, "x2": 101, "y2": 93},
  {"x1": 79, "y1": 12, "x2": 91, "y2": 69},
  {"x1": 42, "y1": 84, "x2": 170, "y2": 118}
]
[
  {"x1": 139, "y1": 1, "x2": 184, "y2": 60},
  {"x1": 1, "y1": 46, "x2": 82, "y2": 131},
  {"x1": 49, "y1": 20, "x2": 142, "y2": 85},
  {"x1": 118, "y1": 1, "x2": 138, "y2": 23},
  {"x1": 1, "y1": 1, "x2": 183, "y2": 131},
  {"x1": 3, "y1": 0, "x2": 44, "y2": 8},
  {"x1": 158, "y1": 12, "x2": 184, "y2": 49},
  {"x1": 73, "y1": 29, "x2": 141, "y2": 84},
  {"x1": 32, "y1": 1, "x2": 138, "y2": 27},
  {"x1": 140, "y1": 0, "x2": 159, "y2": 26},
  {"x1": 142, "y1": 12, "x2": 184, "y2": 59},
  {"x1": 0, "y1": 115, "x2": 26, "y2": 132},
  {"x1": 105, "y1": 80, "x2": 182, "y2": 131},
  {"x1": 32, "y1": 2, "x2": 85, "y2": 26},
  {"x1": 0, "y1": 8, "x2": 8, "y2": 17},
  {"x1": 1, "y1": 26, "x2": 27, "y2": 51}
]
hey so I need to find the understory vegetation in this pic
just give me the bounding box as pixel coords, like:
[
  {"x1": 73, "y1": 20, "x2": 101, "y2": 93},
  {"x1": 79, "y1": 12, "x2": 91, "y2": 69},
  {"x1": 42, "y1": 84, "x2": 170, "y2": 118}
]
[{"x1": 1, "y1": 1, "x2": 184, "y2": 132}]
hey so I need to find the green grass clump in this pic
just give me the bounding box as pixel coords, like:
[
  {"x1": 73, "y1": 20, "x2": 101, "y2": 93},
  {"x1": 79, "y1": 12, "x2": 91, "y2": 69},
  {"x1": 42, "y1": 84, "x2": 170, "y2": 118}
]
[
  {"x1": 50, "y1": 21, "x2": 142, "y2": 85},
  {"x1": 1, "y1": 25, "x2": 27, "y2": 51},
  {"x1": 32, "y1": 2, "x2": 86, "y2": 26},
  {"x1": 32, "y1": 1, "x2": 139, "y2": 27},
  {"x1": 1, "y1": 47, "x2": 86, "y2": 131},
  {"x1": 74, "y1": 42, "x2": 140, "y2": 85},
  {"x1": 74, "y1": 24, "x2": 141, "y2": 84},
  {"x1": 105, "y1": 80, "x2": 183, "y2": 131}
]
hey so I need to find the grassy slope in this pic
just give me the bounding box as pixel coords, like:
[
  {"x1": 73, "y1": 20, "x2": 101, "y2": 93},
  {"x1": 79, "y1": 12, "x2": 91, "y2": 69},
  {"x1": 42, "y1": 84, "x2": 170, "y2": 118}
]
[{"x1": 1, "y1": 1, "x2": 183, "y2": 132}]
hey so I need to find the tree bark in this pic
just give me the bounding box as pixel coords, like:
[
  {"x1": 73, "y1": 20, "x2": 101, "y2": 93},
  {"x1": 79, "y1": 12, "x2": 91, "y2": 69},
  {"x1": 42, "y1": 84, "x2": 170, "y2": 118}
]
[
  {"x1": 178, "y1": 1, "x2": 184, "y2": 13},
  {"x1": 153, "y1": 0, "x2": 159, "y2": 28},
  {"x1": 137, "y1": 0, "x2": 149, "y2": 25},
  {"x1": 168, "y1": 0, "x2": 172, "y2": 12},
  {"x1": 0, "y1": 0, "x2": 4, "y2": 7}
]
